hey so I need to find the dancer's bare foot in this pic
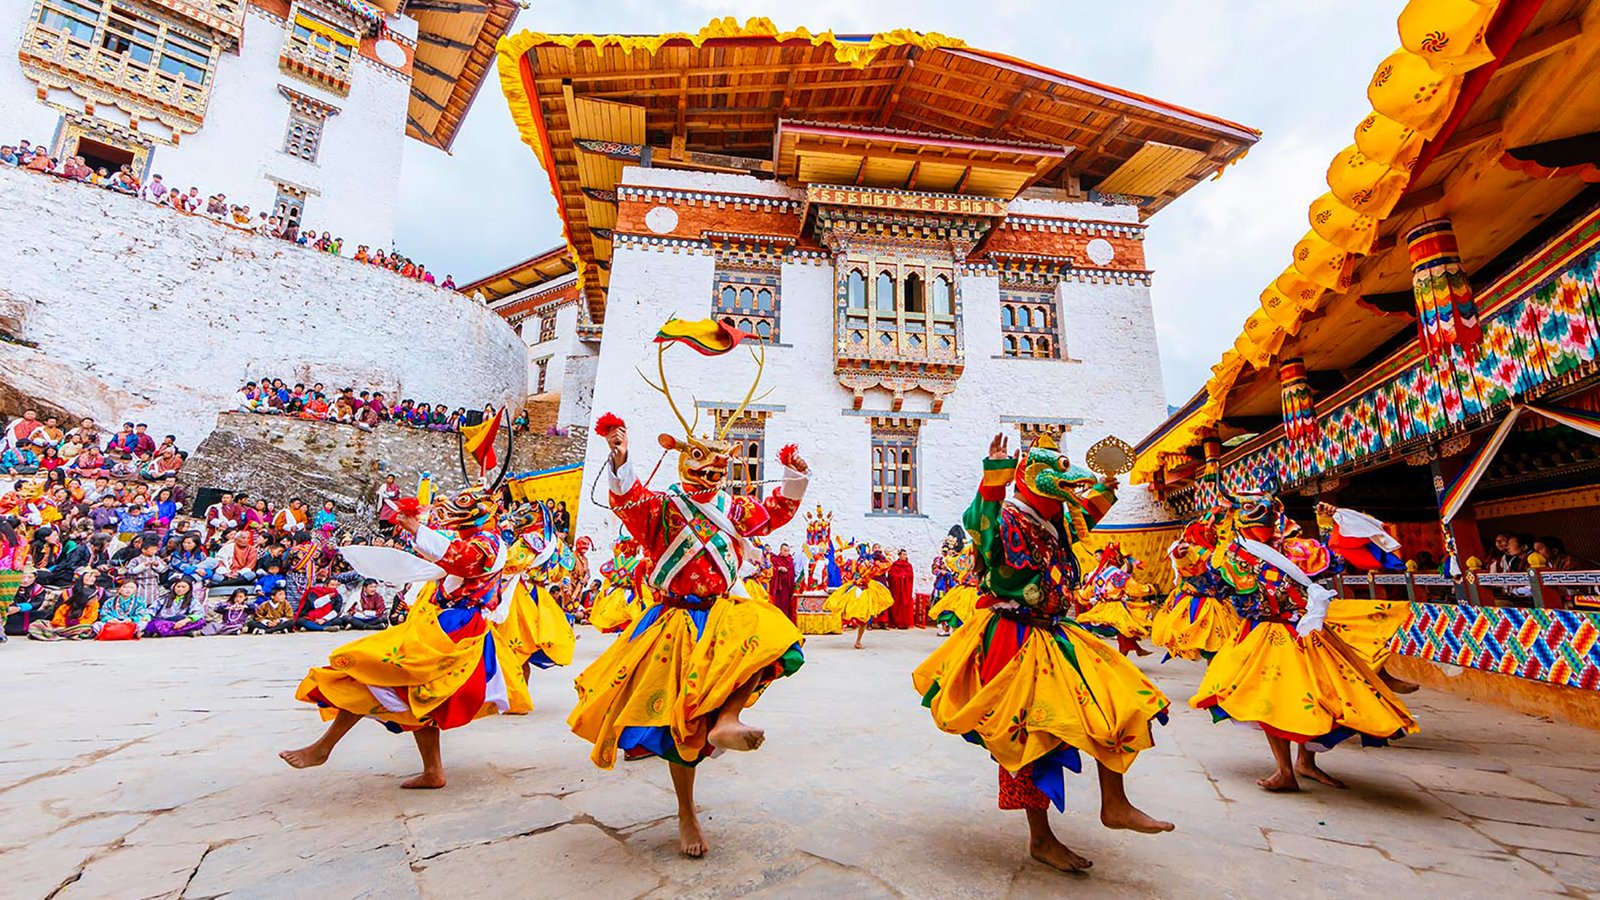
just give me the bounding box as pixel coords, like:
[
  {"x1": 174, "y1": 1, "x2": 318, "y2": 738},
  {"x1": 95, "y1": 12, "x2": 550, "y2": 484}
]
[
  {"x1": 400, "y1": 771, "x2": 446, "y2": 789},
  {"x1": 1100, "y1": 800, "x2": 1175, "y2": 833},
  {"x1": 853, "y1": 640, "x2": 864, "y2": 650},
  {"x1": 707, "y1": 720, "x2": 765, "y2": 752},
  {"x1": 678, "y1": 809, "x2": 708, "y2": 858},
  {"x1": 1257, "y1": 770, "x2": 1300, "y2": 792},
  {"x1": 279, "y1": 745, "x2": 330, "y2": 769},
  {"x1": 1133, "y1": 643, "x2": 1153, "y2": 657},
  {"x1": 1294, "y1": 759, "x2": 1347, "y2": 789},
  {"x1": 1029, "y1": 833, "x2": 1093, "y2": 872}
]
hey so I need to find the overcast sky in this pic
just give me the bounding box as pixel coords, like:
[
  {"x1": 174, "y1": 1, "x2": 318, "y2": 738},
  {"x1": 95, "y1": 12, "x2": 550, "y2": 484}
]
[{"x1": 393, "y1": 0, "x2": 1401, "y2": 407}]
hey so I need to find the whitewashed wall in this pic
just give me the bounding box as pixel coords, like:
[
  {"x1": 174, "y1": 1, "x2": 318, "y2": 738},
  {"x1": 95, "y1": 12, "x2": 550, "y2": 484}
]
[
  {"x1": 0, "y1": 2, "x2": 411, "y2": 251},
  {"x1": 0, "y1": 165, "x2": 525, "y2": 447},
  {"x1": 578, "y1": 169, "x2": 1171, "y2": 587}
]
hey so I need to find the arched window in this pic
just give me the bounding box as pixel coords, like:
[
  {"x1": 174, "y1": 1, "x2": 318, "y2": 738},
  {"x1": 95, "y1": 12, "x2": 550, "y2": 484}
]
[
  {"x1": 1036, "y1": 337, "x2": 1051, "y2": 357},
  {"x1": 903, "y1": 272, "x2": 924, "y2": 313},
  {"x1": 846, "y1": 269, "x2": 866, "y2": 308},
  {"x1": 932, "y1": 275, "x2": 953, "y2": 315},
  {"x1": 1001, "y1": 306, "x2": 1015, "y2": 328},
  {"x1": 756, "y1": 288, "x2": 772, "y2": 312},
  {"x1": 1019, "y1": 336, "x2": 1033, "y2": 355},
  {"x1": 1003, "y1": 336, "x2": 1017, "y2": 355},
  {"x1": 738, "y1": 287, "x2": 753, "y2": 310},
  {"x1": 756, "y1": 320, "x2": 772, "y2": 339},
  {"x1": 876, "y1": 272, "x2": 896, "y2": 313},
  {"x1": 1018, "y1": 307, "x2": 1032, "y2": 329},
  {"x1": 721, "y1": 286, "x2": 736, "y2": 307}
]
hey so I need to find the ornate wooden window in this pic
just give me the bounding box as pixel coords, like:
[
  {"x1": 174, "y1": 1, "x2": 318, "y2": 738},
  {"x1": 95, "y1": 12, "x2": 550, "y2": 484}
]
[
  {"x1": 870, "y1": 423, "x2": 919, "y2": 515},
  {"x1": 1017, "y1": 421, "x2": 1068, "y2": 447},
  {"x1": 278, "y1": 85, "x2": 338, "y2": 163},
  {"x1": 534, "y1": 357, "x2": 551, "y2": 394},
  {"x1": 272, "y1": 183, "x2": 306, "y2": 229},
  {"x1": 712, "y1": 410, "x2": 767, "y2": 498},
  {"x1": 539, "y1": 313, "x2": 556, "y2": 343},
  {"x1": 712, "y1": 264, "x2": 780, "y2": 343},
  {"x1": 1000, "y1": 286, "x2": 1060, "y2": 359},
  {"x1": 840, "y1": 256, "x2": 959, "y2": 361}
]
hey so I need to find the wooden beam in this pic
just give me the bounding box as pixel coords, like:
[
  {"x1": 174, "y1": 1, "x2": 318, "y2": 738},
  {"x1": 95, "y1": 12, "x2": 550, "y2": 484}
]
[
  {"x1": 410, "y1": 87, "x2": 446, "y2": 112},
  {"x1": 904, "y1": 160, "x2": 921, "y2": 191},
  {"x1": 875, "y1": 50, "x2": 918, "y2": 127},
  {"x1": 405, "y1": 0, "x2": 487, "y2": 11},
  {"x1": 411, "y1": 56, "x2": 454, "y2": 82},
  {"x1": 1497, "y1": 16, "x2": 1583, "y2": 75},
  {"x1": 1390, "y1": 183, "x2": 1446, "y2": 215},
  {"x1": 990, "y1": 86, "x2": 1033, "y2": 132},
  {"x1": 1435, "y1": 120, "x2": 1503, "y2": 159},
  {"x1": 645, "y1": 145, "x2": 774, "y2": 174},
  {"x1": 419, "y1": 32, "x2": 473, "y2": 52}
]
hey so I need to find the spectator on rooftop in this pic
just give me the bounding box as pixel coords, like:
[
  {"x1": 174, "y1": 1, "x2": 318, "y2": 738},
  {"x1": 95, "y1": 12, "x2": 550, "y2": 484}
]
[
  {"x1": 26, "y1": 152, "x2": 54, "y2": 173},
  {"x1": 0, "y1": 146, "x2": 17, "y2": 165},
  {"x1": 142, "y1": 173, "x2": 167, "y2": 203}
]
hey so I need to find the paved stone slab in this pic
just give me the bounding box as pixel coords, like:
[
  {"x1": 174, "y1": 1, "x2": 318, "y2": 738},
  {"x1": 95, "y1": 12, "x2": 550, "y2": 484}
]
[
  {"x1": 2, "y1": 631, "x2": 1598, "y2": 898},
  {"x1": 416, "y1": 823, "x2": 659, "y2": 898}
]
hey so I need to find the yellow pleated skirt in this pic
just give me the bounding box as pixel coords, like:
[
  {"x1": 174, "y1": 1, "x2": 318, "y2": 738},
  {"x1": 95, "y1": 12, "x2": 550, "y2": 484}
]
[
  {"x1": 499, "y1": 580, "x2": 577, "y2": 668},
  {"x1": 913, "y1": 607, "x2": 1169, "y2": 775},
  {"x1": 1192, "y1": 618, "x2": 1417, "y2": 747},
  {"x1": 927, "y1": 584, "x2": 980, "y2": 628},
  {"x1": 1324, "y1": 599, "x2": 1412, "y2": 671},
  {"x1": 569, "y1": 594, "x2": 805, "y2": 768},
  {"x1": 1075, "y1": 598, "x2": 1156, "y2": 639},
  {"x1": 823, "y1": 580, "x2": 894, "y2": 626},
  {"x1": 294, "y1": 582, "x2": 532, "y2": 731},
  {"x1": 589, "y1": 584, "x2": 650, "y2": 634},
  {"x1": 1150, "y1": 589, "x2": 1243, "y2": 661},
  {"x1": 742, "y1": 579, "x2": 771, "y2": 605}
]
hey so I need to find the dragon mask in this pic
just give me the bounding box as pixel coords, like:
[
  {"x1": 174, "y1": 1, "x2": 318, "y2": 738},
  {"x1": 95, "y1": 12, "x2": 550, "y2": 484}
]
[{"x1": 1014, "y1": 433, "x2": 1098, "y2": 504}]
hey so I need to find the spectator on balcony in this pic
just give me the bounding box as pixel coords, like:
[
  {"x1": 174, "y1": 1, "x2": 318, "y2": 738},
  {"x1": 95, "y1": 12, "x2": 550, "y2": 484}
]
[
  {"x1": 142, "y1": 173, "x2": 168, "y2": 203},
  {"x1": 205, "y1": 193, "x2": 226, "y2": 217},
  {"x1": 60, "y1": 155, "x2": 89, "y2": 181},
  {"x1": 442, "y1": 275, "x2": 456, "y2": 290},
  {"x1": 110, "y1": 166, "x2": 139, "y2": 195},
  {"x1": 25, "y1": 152, "x2": 54, "y2": 173},
  {"x1": 369, "y1": 392, "x2": 390, "y2": 421},
  {"x1": 181, "y1": 187, "x2": 201, "y2": 213},
  {"x1": 0, "y1": 146, "x2": 17, "y2": 165}
]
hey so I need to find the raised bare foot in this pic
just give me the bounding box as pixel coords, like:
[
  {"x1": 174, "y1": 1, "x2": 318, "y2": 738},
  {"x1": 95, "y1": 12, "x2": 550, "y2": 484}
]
[
  {"x1": 1256, "y1": 770, "x2": 1300, "y2": 792},
  {"x1": 279, "y1": 745, "x2": 330, "y2": 769},
  {"x1": 853, "y1": 641, "x2": 864, "y2": 650},
  {"x1": 678, "y1": 809, "x2": 708, "y2": 858},
  {"x1": 1029, "y1": 834, "x2": 1092, "y2": 872},
  {"x1": 401, "y1": 771, "x2": 447, "y2": 789},
  {"x1": 1100, "y1": 802, "x2": 1175, "y2": 833},
  {"x1": 1294, "y1": 760, "x2": 1347, "y2": 789},
  {"x1": 707, "y1": 720, "x2": 765, "y2": 752}
]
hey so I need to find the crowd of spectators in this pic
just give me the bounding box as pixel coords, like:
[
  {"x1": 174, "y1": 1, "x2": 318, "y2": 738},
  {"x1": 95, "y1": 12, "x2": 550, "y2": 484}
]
[
  {"x1": 234, "y1": 380, "x2": 531, "y2": 433},
  {"x1": 0, "y1": 406, "x2": 415, "y2": 641},
  {"x1": 2, "y1": 139, "x2": 456, "y2": 290}
]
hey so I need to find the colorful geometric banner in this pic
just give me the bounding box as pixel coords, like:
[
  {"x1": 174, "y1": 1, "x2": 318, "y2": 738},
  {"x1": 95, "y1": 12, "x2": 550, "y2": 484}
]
[{"x1": 1395, "y1": 603, "x2": 1600, "y2": 691}]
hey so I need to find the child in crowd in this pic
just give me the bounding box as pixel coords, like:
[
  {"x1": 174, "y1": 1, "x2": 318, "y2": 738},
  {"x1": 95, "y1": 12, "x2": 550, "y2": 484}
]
[
  {"x1": 203, "y1": 588, "x2": 252, "y2": 636},
  {"x1": 146, "y1": 578, "x2": 205, "y2": 637},
  {"x1": 248, "y1": 585, "x2": 295, "y2": 634}
]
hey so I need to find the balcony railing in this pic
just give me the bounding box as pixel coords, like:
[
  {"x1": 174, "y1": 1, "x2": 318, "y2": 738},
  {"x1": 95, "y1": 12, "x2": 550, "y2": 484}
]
[
  {"x1": 279, "y1": 31, "x2": 352, "y2": 95},
  {"x1": 19, "y1": 24, "x2": 208, "y2": 122},
  {"x1": 149, "y1": 0, "x2": 245, "y2": 44}
]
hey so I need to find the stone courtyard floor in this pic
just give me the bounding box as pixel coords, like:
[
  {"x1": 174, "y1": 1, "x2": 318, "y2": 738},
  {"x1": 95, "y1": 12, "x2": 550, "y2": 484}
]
[{"x1": 3, "y1": 628, "x2": 1598, "y2": 899}]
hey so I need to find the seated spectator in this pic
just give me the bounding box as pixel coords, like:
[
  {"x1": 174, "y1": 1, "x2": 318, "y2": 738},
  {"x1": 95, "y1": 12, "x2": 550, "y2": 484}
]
[
  {"x1": 246, "y1": 585, "x2": 295, "y2": 634},
  {"x1": 205, "y1": 491, "x2": 246, "y2": 537},
  {"x1": 202, "y1": 587, "x2": 251, "y2": 635},
  {"x1": 331, "y1": 398, "x2": 356, "y2": 425},
  {"x1": 231, "y1": 205, "x2": 252, "y2": 227},
  {"x1": 354, "y1": 245, "x2": 369, "y2": 263},
  {"x1": 144, "y1": 445, "x2": 183, "y2": 480},
  {"x1": 442, "y1": 275, "x2": 456, "y2": 290},
  {"x1": 273, "y1": 497, "x2": 310, "y2": 535},
  {"x1": 209, "y1": 530, "x2": 259, "y2": 585},
  {"x1": 37, "y1": 446, "x2": 64, "y2": 471},
  {"x1": 345, "y1": 579, "x2": 388, "y2": 630},
  {"x1": 142, "y1": 173, "x2": 167, "y2": 203},
  {"x1": 255, "y1": 557, "x2": 286, "y2": 600},
  {"x1": 88, "y1": 166, "x2": 108, "y2": 184},
  {"x1": 151, "y1": 487, "x2": 178, "y2": 531},
  {"x1": 116, "y1": 499, "x2": 156, "y2": 542},
  {"x1": 369, "y1": 392, "x2": 390, "y2": 421},
  {"x1": 32, "y1": 526, "x2": 87, "y2": 587},
  {"x1": 1, "y1": 444, "x2": 38, "y2": 474},
  {"x1": 26, "y1": 152, "x2": 54, "y2": 173},
  {"x1": 0, "y1": 145, "x2": 16, "y2": 166},
  {"x1": 28, "y1": 569, "x2": 102, "y2": 641},
  {"x1": 99, "y1": 577, "x2": 153, "y2": 635},
  {"x1": 354, "y1": 402, "x2": 379, "y2": 430},
  {"x1": 166, "y1": 533, "x2": 209, "y2": 582},
  {"x1": 145, "y1": 577, "x2": 205, "y2": 637},
  {"x1": 294, "y1": 583, "x2": 344, "y2": 631},
  {"x1": 67, "y1": 444, "x2": 108, "y2": 477},
  {"x1": 181, "y1": 187, "x2": 201, "y2": 213},
  {"x1": 312, "y1": 501, "x2": 338, "y2": 531},
  {"x1": 125, "y1": 533, "x2": 169, "y2": 607},
  {"x1": 205, "y1": 193, "x2": 227, "y2": 216},
  {"x1": 299, "y1": 393, "x2": 330, "y2": 420}
]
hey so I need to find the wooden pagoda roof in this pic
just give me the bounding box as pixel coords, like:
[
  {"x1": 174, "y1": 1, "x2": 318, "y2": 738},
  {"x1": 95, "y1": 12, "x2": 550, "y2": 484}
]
[
  {"x1": 494, "y1": 18, "x2": 1259, "y2": 322},
  {"x1": 1135, "y1": 0, "x2": 1600, "y2": 486},
  {"x1": 402, "y1": 0, "x2": 519, "y2": 151},
  {"x1": 459, "y1": 243, "x2": 577, "y2": 302},
  {"x1": 773, "y1": 120, "x2": 1069, "y2": 198}
]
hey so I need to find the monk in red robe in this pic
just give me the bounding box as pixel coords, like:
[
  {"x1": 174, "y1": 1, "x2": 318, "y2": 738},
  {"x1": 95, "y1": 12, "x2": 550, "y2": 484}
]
[
  {"x1": 887, "y1": 548, "x2": 917, "y2": 629},
  {"x1": 769, "y1": 542, "x2": 798, "y2": 623}
]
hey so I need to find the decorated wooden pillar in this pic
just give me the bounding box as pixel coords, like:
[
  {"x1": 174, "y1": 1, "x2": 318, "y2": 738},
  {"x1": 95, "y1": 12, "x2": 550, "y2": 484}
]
[
  {"x1": 1279, "y1": 357, "x2": 1317, "y2": 460},
  {"x1": 1407, "y1": 219, "x2": 1483, "y2": 360},
  {"x1": 1199, "y1": 430, "x2": 1222, "y2": 508}
]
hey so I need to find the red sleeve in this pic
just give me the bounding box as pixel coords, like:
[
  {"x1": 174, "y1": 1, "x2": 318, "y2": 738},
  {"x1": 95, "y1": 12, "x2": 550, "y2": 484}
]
[
  {"x1": 609, "y1": 481, "x2": 664, "y2": 555},
  {"x1": 435, "y1": 533, "x2": 494, "y2": 578}
]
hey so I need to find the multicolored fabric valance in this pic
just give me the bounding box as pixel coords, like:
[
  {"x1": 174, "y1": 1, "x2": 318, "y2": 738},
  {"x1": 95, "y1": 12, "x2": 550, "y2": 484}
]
[
  {"x1": 1408, "y1": 218, "x2": 1484, "y2": 360},
  {"x1": 1279, "y1": 358, "x2": 1318, "y2": 448}
]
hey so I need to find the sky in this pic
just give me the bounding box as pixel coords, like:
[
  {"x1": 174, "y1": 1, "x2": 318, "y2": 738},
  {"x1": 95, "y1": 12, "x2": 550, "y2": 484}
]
[{"x1": 393, "y1": 0, "x2": 1403, "y2": 407}]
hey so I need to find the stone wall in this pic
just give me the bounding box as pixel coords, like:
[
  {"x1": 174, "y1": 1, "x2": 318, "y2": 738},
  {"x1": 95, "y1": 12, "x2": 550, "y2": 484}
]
[
  {"x1": 178, "y1": 413, "x2": 586, "y2": 519},
  {"x1": 0, "y1": 165, "x2": 527, "y2": 449}
]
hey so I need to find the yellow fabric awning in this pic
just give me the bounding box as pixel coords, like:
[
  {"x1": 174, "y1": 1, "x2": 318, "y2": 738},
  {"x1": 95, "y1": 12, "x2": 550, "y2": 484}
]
[
  {"x1": 295, "y1": 14, "x2": 358, "y2": 47},
  {"x1": 1132, "y1": 0, "x2": 1506, "y2": 485}
]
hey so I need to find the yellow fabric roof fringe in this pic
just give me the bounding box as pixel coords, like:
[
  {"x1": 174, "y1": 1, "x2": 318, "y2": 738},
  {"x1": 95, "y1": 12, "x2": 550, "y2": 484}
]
[
  {"x1": 1132, "y1": 0, "x2": 1508, "y2": 486},
  {"x1": 492, "y1": 17, "x2": 970, "y2": 315}
]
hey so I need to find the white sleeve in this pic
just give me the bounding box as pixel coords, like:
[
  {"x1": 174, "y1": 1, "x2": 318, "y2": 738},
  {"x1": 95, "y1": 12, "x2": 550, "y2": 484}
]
[
  {"x1": 779, "y1": 465, "x2": 809, "y2": 503},
  {"x1": 1295, "y1": 584, "x2": 1335, "y2": 637},
  {"x1": 608, "y1": 456, "x2": 639, "y2": 495},
  {"x1": 412, "y1": 527, "x2": 453, "y2": 563}
]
